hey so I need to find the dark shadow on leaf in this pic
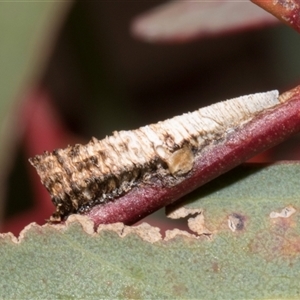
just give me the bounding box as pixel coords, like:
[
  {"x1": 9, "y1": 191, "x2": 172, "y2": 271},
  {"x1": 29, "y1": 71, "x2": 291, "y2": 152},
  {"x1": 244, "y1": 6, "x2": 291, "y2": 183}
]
[{"x1": 170, "y1": 162, "x2": 272, "y2": 209}]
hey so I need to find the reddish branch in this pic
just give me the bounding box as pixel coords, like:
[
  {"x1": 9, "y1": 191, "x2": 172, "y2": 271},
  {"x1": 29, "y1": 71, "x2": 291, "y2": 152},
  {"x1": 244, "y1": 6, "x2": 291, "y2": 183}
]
[
  {"x1": 251, "y1": 0, "x2": 300, "y2": 33},
  {"x1": 29, "y1": 86, "x2": 300, "y2": 229},
  {"x1": 86, "y1": 86, "x2": 300, "y2": 228}
]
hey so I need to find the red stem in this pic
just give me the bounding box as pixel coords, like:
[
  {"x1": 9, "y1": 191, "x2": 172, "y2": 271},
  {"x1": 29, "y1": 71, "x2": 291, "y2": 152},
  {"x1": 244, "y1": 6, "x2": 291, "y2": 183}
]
[
  {"x1": 251, "y1": 0, "x2": 300, "y2": 33},
  {"x1": 86, "y1": 86, "x2": 300, "y2": 228}
]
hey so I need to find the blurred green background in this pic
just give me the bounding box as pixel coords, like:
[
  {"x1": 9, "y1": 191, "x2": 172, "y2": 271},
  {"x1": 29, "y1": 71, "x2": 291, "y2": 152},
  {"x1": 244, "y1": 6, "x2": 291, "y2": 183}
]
[{"x1": 1, "y1": 1, "x2": 300, "y2": 233}]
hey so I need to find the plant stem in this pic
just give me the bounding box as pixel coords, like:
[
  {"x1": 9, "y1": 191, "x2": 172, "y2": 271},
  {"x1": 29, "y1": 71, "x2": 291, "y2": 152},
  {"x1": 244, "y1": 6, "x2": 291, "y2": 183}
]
[
  {"x1": 251, "y1": 0, "x2": 300, "y2": 33},
  {"x1": 86, "y1": 86, "x2": 300, "y2": 228}
]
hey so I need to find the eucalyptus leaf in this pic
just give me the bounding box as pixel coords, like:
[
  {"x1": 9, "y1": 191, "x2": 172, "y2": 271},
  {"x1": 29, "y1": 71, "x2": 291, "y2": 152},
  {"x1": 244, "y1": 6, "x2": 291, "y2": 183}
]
[{"x1": 1, "y1": 162, "x2": 300, "y2": 299}]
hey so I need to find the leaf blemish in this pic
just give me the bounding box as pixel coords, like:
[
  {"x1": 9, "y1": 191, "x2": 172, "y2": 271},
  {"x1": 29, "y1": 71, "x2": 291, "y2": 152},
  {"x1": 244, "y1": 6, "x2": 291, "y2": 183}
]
[
  {"x1": 228, "y1": 213, "x2": 245, "y2": 232},
  {"x1": 269, "y1": 205, "x2": 296, "y2": 219}
]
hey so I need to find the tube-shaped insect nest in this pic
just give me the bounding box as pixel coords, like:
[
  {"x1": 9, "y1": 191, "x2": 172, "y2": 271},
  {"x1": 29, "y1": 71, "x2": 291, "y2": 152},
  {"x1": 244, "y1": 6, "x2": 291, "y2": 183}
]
[{"x1": 29, "y1": 87, "x2": 300, "y2": 226}]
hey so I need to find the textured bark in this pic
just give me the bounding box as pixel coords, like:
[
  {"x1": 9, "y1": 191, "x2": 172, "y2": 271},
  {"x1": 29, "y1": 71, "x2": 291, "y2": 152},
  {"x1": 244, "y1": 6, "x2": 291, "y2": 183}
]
[{"x1": 29, "y1": 86, "x2": 300, "y2": 227}]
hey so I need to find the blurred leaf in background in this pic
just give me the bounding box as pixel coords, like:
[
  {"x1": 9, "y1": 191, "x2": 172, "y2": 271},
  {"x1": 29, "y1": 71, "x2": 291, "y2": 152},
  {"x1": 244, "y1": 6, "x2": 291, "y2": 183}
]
[
  {"x1": 2, "y1": 1, "x2": 300, "y2": 234},
  {"x1": 0, "y1": 1, "x2": 71, "y2": 230}
]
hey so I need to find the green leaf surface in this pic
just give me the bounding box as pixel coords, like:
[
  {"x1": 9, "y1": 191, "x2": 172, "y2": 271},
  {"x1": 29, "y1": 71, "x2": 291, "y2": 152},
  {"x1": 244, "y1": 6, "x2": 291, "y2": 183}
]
[
  {"x1": 0, "y1": 1, "x2": 71, "y2": 223},
  {"x1": 0, "y1": 1, "x2": 68, "y2": 141},
  {"x1": 1, "y1": 163, "x2": 300, "y2": 299}
]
